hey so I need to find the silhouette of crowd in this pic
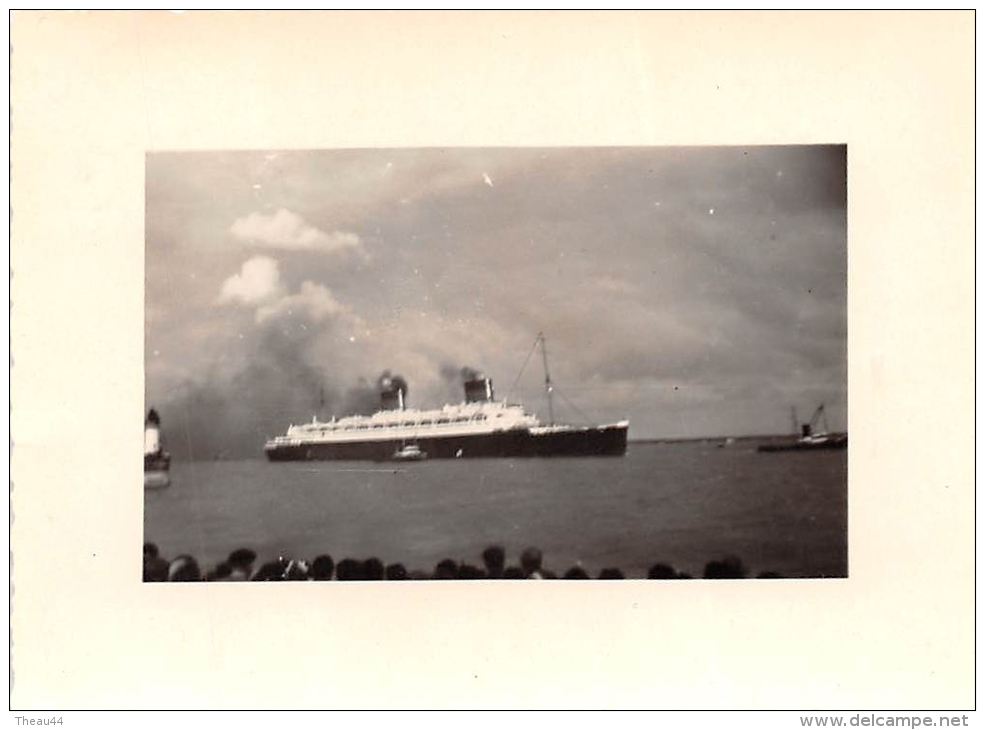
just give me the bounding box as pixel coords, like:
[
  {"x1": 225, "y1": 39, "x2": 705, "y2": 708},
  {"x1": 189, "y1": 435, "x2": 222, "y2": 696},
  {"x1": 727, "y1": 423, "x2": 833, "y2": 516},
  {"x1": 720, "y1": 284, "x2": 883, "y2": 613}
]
[{"x1": 144, "y1": 542, "x2": 783, "y2": 582}]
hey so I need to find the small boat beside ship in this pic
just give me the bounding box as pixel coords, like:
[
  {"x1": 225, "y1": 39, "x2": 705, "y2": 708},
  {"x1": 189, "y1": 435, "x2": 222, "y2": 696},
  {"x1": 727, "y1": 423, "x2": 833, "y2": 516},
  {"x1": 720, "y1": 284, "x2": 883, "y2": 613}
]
[
  {"x1": 144, "y1": 408, "x2": 171, "y2": 488},
  {"x1": 264, "y1": 333, "x2": 629, "y2": 462},
  {"x1": 757, "y1": 404, "x2": 847, "y2": 453},
  {"x1": 392, "y1": 444, "x2": 428, "y2": 462}
]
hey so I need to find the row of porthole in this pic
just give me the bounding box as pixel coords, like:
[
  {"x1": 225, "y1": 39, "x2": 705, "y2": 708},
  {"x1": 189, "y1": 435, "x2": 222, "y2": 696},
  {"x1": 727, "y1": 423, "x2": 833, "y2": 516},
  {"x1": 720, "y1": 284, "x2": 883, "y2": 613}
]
[{"x1": 315, "y1": 415, "x2": 500, "y2": 432}]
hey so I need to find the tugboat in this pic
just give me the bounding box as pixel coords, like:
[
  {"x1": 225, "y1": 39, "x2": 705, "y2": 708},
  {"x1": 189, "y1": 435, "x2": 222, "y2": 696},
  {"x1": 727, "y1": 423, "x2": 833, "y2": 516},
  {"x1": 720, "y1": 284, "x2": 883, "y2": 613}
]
[
  {"x1": 392, "y1": 443, "x2": 428, "y2": 462},
  {"x1": 144, "y1": 408, "x2": 171, "y2": 488},
  {"x1": 757, "y1": 404, "x2": 847, "y2": 452}
]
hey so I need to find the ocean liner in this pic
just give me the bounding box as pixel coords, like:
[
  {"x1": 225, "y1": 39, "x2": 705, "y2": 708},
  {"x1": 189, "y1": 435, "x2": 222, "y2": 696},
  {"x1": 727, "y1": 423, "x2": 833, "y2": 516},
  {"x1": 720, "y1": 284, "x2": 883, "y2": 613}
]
[{"x1": 264, "y1": 334, "x2": 629, "y2": 461}]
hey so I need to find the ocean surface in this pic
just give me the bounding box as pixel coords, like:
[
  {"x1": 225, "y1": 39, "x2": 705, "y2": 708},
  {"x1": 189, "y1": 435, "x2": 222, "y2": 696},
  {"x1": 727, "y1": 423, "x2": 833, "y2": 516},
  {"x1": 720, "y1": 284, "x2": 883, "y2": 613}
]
[{"x1": 144, "y1": 441, "x2": 847, "y2": 579}]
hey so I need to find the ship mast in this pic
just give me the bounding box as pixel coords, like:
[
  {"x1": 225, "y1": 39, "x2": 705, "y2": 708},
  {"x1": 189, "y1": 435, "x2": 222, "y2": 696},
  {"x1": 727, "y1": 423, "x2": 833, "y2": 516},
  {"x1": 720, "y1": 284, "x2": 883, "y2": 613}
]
[{"x1": 539, "y1": 332, "x2": 555, "y2": 426}]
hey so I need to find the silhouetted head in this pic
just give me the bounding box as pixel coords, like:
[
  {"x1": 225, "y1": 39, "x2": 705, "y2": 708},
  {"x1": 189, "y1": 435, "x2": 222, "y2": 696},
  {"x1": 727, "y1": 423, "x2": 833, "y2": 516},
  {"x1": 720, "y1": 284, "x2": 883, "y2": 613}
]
[
  {"x1": 363, "y1": 557, "x2": 385, "y2": 581},
  {"x1": 311, "y1": 554, "x2": 335, "y2": 581},
  {"x1": 168, "y1": 555, "x2": 201, "y2": 582},
  {"x1": 336, "y1": 558, "x2": 365, "y2": 581},
  {"x1": 520, "y1": 547, "x2": 543, "y2": 576},
  {"x1": 563, "y1": 566, "x2": 589, "y2": 579},
  {"x1": 721, "y1": 555, "x2": 747, "y2": 578},
  {"x1": 647, "y1": 563, "x2": 677, "y2": 580},
  {"x1": 481, "y1": 545, "x2": 505, "y2": 577},
  {"x1": 457, "y1": 563, "x2": 485, "y2": 580},
  {"x1": 142, "y1": 545, "x2": 169, "y2": 582},
  {"x1": 385, "y1": 563, "x2": 408, "y2": 580},
  {"x1": 703, "y1": 561, "x2": 726, "y2": 578},
  {"x1": 228, "y1": 548, "x2": 257, "y2": 570},
  {"x1": 703, "y1": 555, "x2": 747, "y2": 579},
  {"x1": 206, "y1": 562, "x2": 232, "y2": 581},
  {"x1": 501, "y1": 566, "x2": 526, "y2": 579},
  {"x1": 434, "y1": 559, "x2": 458, "y2": 580},
  {"x1": 251, "y1": 560, "x2": 286, "y2": 581},
  {"x1": 598, "y1": 568, "x2": 625, "y2": 580}
]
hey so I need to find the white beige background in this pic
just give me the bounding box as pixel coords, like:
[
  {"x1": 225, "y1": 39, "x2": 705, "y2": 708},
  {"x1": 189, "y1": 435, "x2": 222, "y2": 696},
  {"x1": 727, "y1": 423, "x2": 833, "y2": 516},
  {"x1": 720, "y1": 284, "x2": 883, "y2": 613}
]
[{"x1": 10, "y1": 11, "x2": 974, "y2": 709}]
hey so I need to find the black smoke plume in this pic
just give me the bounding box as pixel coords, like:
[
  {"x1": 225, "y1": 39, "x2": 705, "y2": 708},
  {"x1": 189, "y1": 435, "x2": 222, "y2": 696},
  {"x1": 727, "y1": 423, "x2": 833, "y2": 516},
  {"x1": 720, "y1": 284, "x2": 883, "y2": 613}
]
[
  {"x1": 155, "y1": 304, "x2": 412, "y2": 460},
  {"x1": 158, "y1": 321, "x2": 337, "y2": 460},
  {"x1": 340, "y1": 378, "x2": 380, "y2": 417},
  {"x1": 378, "y1": 370, "x2": 408, "y2": 396},
  {"x1": 342, "y1": 370, "x2": 408, "y2": 415},
  {"x1": 439, "y1": 364, "x2": 483, "y2": 383},
  {"x1": 438, "y1": 363, "x2": 484, "y2": 404}
]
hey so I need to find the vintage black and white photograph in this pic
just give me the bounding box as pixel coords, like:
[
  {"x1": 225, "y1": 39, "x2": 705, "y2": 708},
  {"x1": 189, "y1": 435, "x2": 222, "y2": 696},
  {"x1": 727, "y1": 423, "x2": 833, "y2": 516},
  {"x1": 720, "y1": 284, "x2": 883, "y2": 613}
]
[
  {"x1": 144, "y1": 145, "x2": 847, "y2": 582},
  {"x1": 13, "y1": 9, "x2": 973, "y2": 712}
]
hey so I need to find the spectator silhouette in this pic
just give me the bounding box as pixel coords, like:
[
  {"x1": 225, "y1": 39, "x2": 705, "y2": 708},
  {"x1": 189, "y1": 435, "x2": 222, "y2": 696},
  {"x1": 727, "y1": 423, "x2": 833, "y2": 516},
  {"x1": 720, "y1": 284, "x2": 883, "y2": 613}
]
[
  {"x1": 647, "y1": 563, "x2": 677, "y2": 579},
  {"x1": 284, "y1": 559, "x2": 310, "y2": 580},
  {"x1": 363, "y1": 557, "x2": 385, "y2": 581},
  {"x1": 227, "y1": 548, "x2": 257, "y2": 580},
  {"x1": 703, "y1": 555, "x2": 748, "y2": 579},
  {"x1": 143, "y1": 543, "x2": 169, "y2": 582},
  {"x1": 145, "y1": 541, "x2": 743, "y2": 584},
  {"x1": 434, "y1": 559, "x2": 458, "y2": 580},
  {"x1": 598, "y1": 567, "x2": 625, "y2": 579},
  {"x1": 206, "y1": 562, "x2": 233, "y2": 581},
  {"x1": 168, "y1": 554, "x2": 201, "y2": 582},
  {"x1": 457, "y1": 563, "x2": 485, "y2": 579},
  {"x1": 311, "y1": 554, "x2": 335, "y2": 581},
  {"x1": 520, "y1": 547, "x2": 555, "y2": 579},
  {"x1": 385, "y1": 563, "x2": 408, "y2": 580},
  {"x1": 252, "y1": 559, "x2": 287, "y2": 581},
  {"x1": 336, "y1": 558, "x2": 365, "y2": 581},
  {"x1": 481, "y1": 545, "x2": 506, "y2": 579}
]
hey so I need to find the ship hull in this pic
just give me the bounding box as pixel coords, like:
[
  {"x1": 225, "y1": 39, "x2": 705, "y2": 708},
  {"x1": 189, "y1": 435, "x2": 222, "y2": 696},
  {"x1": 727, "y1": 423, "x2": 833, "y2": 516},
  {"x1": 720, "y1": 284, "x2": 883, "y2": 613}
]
[
  {"x1": 144, "y1": 450, "x2": 171, "y2": 488},
  {"x1": 144, "y1": 454, "x2": 171, "y2": 471},
  {"x1": 265, "y1": 424, "x2": 628, "y2": 461},
  {"x1": 144, "y1": 470, "x2": 171, "y2": 489}
]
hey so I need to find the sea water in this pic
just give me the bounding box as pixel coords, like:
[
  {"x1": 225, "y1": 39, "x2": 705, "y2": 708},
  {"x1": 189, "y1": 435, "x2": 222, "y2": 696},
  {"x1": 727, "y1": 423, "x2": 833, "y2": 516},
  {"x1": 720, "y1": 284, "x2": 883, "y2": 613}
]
[{"x1": 143, "y1": 441, "x2": 847, "y2": 579}]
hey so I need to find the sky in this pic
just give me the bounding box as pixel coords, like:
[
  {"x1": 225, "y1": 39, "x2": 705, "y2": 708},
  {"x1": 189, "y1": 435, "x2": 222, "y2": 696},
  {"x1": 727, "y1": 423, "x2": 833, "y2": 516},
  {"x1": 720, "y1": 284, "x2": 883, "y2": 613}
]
[{"x1": 145, "y1": 146, "x2": 847, "y2": 459}]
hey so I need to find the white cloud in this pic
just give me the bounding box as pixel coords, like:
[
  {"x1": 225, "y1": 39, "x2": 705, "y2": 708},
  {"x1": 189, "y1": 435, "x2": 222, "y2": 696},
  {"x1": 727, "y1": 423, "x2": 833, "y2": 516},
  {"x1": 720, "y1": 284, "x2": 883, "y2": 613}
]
[
  {"x1": 217, "y1": 256, "x2": 283, "y2": 306},
  {"x1": 230, "y1": 208, "x2": 363, "y2": 254},
  {"x1": 218, "y1": 255, "x2": 350, "y2": 326},
  {"x1": 256, "y1": 281, "x2": 347, "y2": 324}
]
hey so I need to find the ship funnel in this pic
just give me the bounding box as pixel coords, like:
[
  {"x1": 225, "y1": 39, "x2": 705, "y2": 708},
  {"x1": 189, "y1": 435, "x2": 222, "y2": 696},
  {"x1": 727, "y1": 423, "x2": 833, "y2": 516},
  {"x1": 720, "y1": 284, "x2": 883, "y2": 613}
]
[
  {"x1": 464, "y1": 377, "x2": 494, "y2": 403},
  {"x1": 380, "y1": 384, "x2": 406, "y2": 411}
]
